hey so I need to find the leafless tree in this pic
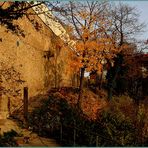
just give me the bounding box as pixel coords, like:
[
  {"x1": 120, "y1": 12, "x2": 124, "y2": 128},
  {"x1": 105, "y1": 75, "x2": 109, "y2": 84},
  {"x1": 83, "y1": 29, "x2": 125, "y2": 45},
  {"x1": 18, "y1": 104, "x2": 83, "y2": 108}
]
[
  {"x1": 110, "y1": 2, "x2": 145, "y2": 46},
  {"x1": 106, "y1": 2, "x2": 147, "y2": 100}
]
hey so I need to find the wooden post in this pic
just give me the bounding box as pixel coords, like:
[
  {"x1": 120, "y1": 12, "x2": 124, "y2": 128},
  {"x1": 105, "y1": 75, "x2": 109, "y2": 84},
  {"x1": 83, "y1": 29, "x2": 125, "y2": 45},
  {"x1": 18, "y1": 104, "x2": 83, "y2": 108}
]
[
  {"x1": 23, "y1": 87, "x2": 28, "y2": 122},
  {"x1": 8, "y1": 97, "x2": 11, "y2": 116},
  {"x1": 60, "y1": 123, "x2": 63, "y2": 143},
  {"x1": 73, "y1": 120, "x2": 76, "y2": 146},
  {"x1": 96, "y1": 135, "x2": 99, "y2": 147},
  {"x1": 0, "y1": 75, "x2": 2, "y2": 115}
]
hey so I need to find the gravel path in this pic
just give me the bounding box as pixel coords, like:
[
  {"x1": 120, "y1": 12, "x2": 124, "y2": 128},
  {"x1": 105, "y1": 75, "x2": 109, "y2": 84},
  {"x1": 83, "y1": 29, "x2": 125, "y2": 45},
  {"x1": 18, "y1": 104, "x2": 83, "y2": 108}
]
[{"x1": 0, "y1": 119, "x2": 60, "y2": 147}]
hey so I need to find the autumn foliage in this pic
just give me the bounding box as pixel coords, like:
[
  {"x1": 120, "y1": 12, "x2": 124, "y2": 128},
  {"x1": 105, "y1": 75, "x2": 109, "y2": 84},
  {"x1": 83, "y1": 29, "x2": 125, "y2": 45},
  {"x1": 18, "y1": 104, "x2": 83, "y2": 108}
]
[{"x1": 1, "y1": 1, "x2": 148, "y2": 147}]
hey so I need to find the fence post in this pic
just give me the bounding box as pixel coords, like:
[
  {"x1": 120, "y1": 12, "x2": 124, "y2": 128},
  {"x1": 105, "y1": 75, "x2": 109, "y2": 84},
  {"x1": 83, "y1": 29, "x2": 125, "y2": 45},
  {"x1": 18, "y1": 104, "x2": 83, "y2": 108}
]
[
  {"x1": 73, "y1": 119, "x2": 76, "y2": 146},
  {"x1": 60, "y1": 123, "x2": 63, "y2": 143},
  {"x1": 0, "y1": 75, "x2": 2, "y2": 117},
  {"x1": 23, "y1": 87, "x2": 28, "y2": 123},
  {"x1": 8, "y1": 97, "x2": 11, "y2": 116},
  {"x1": 96, "y1": 135, "x2": 99, "y2": 147}
]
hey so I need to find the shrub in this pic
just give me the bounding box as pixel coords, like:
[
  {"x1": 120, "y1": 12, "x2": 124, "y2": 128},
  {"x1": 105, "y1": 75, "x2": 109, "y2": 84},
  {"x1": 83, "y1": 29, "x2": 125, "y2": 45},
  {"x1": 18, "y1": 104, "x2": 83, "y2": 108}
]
[
  {"x1": 97, "y1": 95, "x2": 148, "y2": 146},
  {"x1": 28, "y1": 94, "x2": 148, "y2": 146},
  {"x1": 0, "y1": 130, "x2": 19, "y2": 146},
  {"x1": 28, "y1": 95, "x2": 99, "y2": 146}
]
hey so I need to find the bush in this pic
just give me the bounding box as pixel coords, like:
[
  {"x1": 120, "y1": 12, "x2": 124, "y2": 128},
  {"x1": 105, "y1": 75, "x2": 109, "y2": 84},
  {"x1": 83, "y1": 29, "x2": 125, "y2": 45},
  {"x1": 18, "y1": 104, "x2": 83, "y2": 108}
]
[
  {"x1": 28, "y1": 95, "x2": 99, "y2": 146},
  {"x1": 97, "y1": 95, "x2": 148, "y2": 146},
  {"x1": 28, "y1": 94, "x2": 148, "y2": 146},
  {"x1": 0, "y1": 130, "x2": 19, "y2": 146}
]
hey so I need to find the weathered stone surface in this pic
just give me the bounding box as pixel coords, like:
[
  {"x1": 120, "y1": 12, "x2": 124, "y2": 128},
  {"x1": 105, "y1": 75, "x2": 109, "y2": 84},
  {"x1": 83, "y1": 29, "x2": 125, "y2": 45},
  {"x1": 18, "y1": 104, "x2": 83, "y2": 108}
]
[
  {"x1": 0, "y1": 119, "x2": 21, "y2": 134},
  {"x1": 0, "y1": 2, "x2": 74, "y2": 119}
]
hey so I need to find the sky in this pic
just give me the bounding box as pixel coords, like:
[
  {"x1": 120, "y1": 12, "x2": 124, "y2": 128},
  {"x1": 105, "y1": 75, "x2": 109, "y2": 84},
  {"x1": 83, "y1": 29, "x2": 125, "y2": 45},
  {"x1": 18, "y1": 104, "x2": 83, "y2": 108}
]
[
  {"x1": 56, "y1": 0, "x2": 148, "y2": 53},
  {"x1": 72, "y1": 1, "x2": 148, "y2": 77},
  {"x1": 115, "y1": 1, "x2": 148, "y2": 40},
  {"x1": 58, "y1": 1, "x2": 148, "y2": 41}
]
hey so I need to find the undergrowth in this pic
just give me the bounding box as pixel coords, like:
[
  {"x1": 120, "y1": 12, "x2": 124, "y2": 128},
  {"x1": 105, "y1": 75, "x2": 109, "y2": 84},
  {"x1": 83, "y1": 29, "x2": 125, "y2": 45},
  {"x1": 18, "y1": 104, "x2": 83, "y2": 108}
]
[
  {"x1": 0, "y1": 129, "x2": 19, "y2": 146},
  {"x1": 28, "y1": 93, "x2": 148, "y2": 146}
]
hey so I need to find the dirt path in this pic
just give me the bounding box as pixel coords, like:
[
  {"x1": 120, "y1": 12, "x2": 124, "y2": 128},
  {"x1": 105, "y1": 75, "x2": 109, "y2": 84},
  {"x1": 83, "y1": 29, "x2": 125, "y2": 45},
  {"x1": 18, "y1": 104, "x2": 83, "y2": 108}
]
[{"x1": 0, "y1": 119, "x2": 60, "y2": 147}]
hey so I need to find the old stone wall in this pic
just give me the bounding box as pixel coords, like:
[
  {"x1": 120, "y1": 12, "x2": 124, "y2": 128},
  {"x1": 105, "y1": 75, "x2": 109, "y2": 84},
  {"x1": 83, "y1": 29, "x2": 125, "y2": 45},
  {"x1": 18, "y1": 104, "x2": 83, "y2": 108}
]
[{"x1": 0, "y1": 3, "x2": 73, "y2": 118}]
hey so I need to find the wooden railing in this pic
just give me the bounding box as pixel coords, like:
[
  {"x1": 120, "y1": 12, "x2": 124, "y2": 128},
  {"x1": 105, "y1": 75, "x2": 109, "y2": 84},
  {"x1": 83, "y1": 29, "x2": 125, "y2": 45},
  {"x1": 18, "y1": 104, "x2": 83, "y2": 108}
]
[{"x1": 59, "y1": 122, "x2": 121, "y2": 146}]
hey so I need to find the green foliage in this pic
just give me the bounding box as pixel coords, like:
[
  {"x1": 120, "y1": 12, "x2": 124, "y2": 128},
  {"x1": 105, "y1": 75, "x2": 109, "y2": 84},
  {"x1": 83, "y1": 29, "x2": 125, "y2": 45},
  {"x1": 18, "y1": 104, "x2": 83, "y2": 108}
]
[
  {"x1": 98, "y1": 95, "x2": 148, "y2": 146},
  {"x1": 0, "y1": 130, "x2": 19, "y2": 146},
  {"x1": 28, "y1": 95, "x2": 98, "y2": 146},
  {"x1": 106, "y1": 53, "x2": 128, "y2": 99},
  {"x1": 28, "y1": 94, "x2": 148, "y2": 146},
  {"x1": 99, "y1": 109, "x2": 135, "y2": 146},
  {"x1": 28, "y1": 96, "x2": 60, "y2": 136}
]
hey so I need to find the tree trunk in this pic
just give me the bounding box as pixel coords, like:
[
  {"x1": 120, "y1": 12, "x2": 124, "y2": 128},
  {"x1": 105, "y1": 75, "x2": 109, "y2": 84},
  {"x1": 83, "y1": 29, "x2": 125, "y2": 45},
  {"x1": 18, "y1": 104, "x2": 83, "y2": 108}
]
[
  {"x1": 107, "y1": 65, "x2": 120, "y2": 100},
  {"x1": 108, "y1": 87, "x2": 113, "y2": 100},
  {"x1": 99, "y1": 70, "x2": 103, "y2": 90},
  {"x1": 77, "y1": 67, "x2": 85, "y2": 108},
  {"x1": 77, "y1": 73, "x2": 79, "y2": 87}
]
